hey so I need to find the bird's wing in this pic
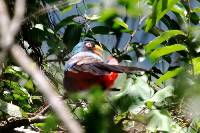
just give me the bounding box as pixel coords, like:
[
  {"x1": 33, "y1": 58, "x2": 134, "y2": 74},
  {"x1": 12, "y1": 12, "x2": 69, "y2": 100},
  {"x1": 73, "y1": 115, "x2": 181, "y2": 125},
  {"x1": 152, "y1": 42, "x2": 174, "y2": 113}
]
[
  {"x1": 65, "y1": 52, "x2": 147, "y2": 75},
  {"x1": 72, "y1": 62, "x2": 147, "y2": 76}
]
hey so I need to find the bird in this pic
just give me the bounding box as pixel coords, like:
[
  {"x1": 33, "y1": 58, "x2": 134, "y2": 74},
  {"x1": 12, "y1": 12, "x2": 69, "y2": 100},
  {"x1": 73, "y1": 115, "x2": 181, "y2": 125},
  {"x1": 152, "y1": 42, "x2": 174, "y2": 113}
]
[{"x1": 63, "y1": 41, "x2": 146, "y2": 91}]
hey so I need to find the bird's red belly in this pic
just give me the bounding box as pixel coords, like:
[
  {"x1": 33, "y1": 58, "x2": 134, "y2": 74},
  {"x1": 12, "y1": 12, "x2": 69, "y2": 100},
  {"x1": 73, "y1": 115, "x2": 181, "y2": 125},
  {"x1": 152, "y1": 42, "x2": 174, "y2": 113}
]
[{"x1": 64, "y1": 71, "x2": 118, "y2": 91}]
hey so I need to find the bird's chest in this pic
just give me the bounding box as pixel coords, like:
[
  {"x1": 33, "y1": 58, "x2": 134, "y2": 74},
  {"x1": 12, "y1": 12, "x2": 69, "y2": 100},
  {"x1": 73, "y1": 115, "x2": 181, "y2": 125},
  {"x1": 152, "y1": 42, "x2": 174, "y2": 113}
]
[{"x1": 64, "y1": 71, "x2": 118, "y2": 91}]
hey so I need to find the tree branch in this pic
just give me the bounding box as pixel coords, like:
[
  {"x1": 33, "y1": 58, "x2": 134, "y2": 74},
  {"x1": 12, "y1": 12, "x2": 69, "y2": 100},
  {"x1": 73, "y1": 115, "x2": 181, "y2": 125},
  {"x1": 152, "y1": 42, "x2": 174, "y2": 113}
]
[
  {"x1": 0, "y1": 116, "x2": 46, "y2": 132},
  {"x1": 10, "y1": 45, "x2": 83, "y2": 133},
  {"x1": 0, "y1": 0, "x2": 83, "y2": 132}
]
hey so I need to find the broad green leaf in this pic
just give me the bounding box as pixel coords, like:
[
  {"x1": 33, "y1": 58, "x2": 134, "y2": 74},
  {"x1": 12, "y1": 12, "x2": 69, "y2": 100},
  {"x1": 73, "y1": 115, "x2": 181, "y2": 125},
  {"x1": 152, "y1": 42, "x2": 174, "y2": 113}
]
[
  {"x1": 42, "y1": 114, "x2": 59, "y2": 132},
  {"x1": 144, "y1": 0, "x2": 179, "y2": 31},
  {"x1": 13, "y1": 94, "x2": 27, "y2": 101},
  {"x1": 28, "y1": 28, "x2": 46, "y2": 42},
  {"x1": 171, "y1": 3, "x2": 187, "y2": 17},
  {"x1": 3, "y1": 80, "x2": 30, "y2": 98},
  {"x1": 189, "y1": 26, "x2": 200, "y2": 42},
  {"x1": 171, "y1": 2, "x2": 187, "y2": 23},
  {"x1": 149, "y1": 44, "x2": 187, "y2": 61},
  {"x1": 4, "y1": 66, "x2": 27, "y2": 79},
  {"x1": 193, "y1": 7, "x2": 200, "y2": 13},
  {"x1": 24, "y1": 79, "x2": 34, "y2": 92},
  {"x1": 57, "y1": 0, "x2": 81, "y2": 14},
  {"x1": 161, "y1": 15, "x2": 180, "y2": 30},
  {"x1": 63, "y1": 24, "x2": 82, "y2": 51},
  {"x1": 3, "y1": 90, "x2": 13, "y2": 101},
  {"x1": 147, "y1": 110, "x2": 170, "y2": 132},
  {"x1": 190, "y1": 12, "x2": 200, "y2": 24},
  {"x1": 156, "y1": 67, "x2": 184, "y2": 85},
  {"x1": 114, "y1": 77, "x2": 154, "y2": 113},
  {"x1": 55, "y1": 15, "x2": 78, "y2": 31},
  {"x1": 147, "y1": 86, "x2": 174, "y2": 106},
  {"x1": 67, "y1": 0, "x2": 81, "y2": 5},
  {"x1": 119, "y1": 0, "x2": 150, "y2": 17},
  {"x1": 61, "y1": 5, "x2": 73, "y2": 14},
  {"x1": 112, "y1": 73, "x2": 127, "y2": 89},
  {"x1": 155, "y1": 0, "x2": 179, "y2": 23},
  {"x1": 90, "y1": 26, "x2": 111, "y2": 35},
  {"x1": 192, "y1": 57, "x2": 200, "y2": 74},
  {"x1": 114, "y1": 112, "x2": 127, "y2": 124},
  {"x1": 28, "y1": 24, "x2": 55, "y2": 42},
  {"x1": 145, "y1": 30, "x2": 186, "y2": 53},
  {"x1": 99, "y1": 8, "x2": 118, "y2": 22},
  {"x1": 0, "y1": 99, "x2": 23, "y2": 117},
  {"x1": 113, "y1": 17, "x2": 128, "y2": 29},
  {"x1": 74, "y1": 107, "x2": 87, "y2": 120}
]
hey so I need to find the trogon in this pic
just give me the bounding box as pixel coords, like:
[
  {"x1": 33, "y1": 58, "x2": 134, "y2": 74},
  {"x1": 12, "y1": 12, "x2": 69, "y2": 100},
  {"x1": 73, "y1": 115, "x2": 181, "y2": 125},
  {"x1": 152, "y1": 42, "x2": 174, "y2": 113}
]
[{"x1": 63, "y1": 41, "x2": 145, "y2": 91}]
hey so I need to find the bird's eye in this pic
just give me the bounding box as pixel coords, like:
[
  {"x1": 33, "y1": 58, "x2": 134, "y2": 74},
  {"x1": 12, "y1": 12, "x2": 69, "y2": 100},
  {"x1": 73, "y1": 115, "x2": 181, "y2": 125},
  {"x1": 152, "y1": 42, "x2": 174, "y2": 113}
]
[{"x1": 85, "y1": 42, "x2": 93, "y2": 48}]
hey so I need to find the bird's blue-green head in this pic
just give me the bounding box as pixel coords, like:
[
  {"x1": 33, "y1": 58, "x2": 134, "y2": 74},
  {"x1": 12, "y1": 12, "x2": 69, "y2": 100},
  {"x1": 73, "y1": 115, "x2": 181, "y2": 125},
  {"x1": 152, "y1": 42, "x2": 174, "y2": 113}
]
[{"x1": 71, "y1": 41, "x2": 103, "y2": 57}]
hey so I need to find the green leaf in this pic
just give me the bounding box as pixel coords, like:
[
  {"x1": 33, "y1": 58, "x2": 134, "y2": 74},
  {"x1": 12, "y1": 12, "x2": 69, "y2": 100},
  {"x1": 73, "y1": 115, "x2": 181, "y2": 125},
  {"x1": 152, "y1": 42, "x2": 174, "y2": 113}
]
[
  {"x1": 99, "y1": 8, "x2": 118, "y2": 22},
  {"x1": 43, "y1": 114, "x2": 59, "y2": 132},
  {"x1": 4, "y1": 66, "x2": 28, "y2": 79},
  {"x1": 3, "y1": 80, "x2": 30, "y2": 98},
  {"x1": 61, "y1": 5, "x2": 73, "y2": 14},
  {"x1": 84, "y1": 14, "x2": 100, "y2": 21},
  {"x1": 145, "y1": 30, "x2": 186, "y2": 53},
  {"x1": 190, "y1": 12, "x2": 200, "y2": 24},
  {"x1": 59, "y1": 0, "x2": 81, "y2": 14},
  {"x1": 149, "y1": 44, "x2": 187, "y2": 61},
  {"x1": 90, "y1": 26, "x2": 111, "y2": 35},
  {"x1": 0, "y1": 99, "x2": 23, "y2": 117},
  {"x1": 24, "y1": 79, "x2": 34, "y2": 92},
  {"x1": 28, "y1": 24, "x2": 55, "y2": 42},
  {"x1": 170, "y1": 2, "x2": 188, "y2": 24},
  {"x1": 147, "y1": 86, "x2": 174, "y2": 105},
  {"x1": 156, "y1": 67, "x2": 183, "y2": 85},
  {"x1": 193, "y1": 7, "x2": 200, "y2": 13},
  {"x1": 147, "y1": 110, "x2": 170, "y2": 132},
  {"x1": 112, "y1": 73, "x2": 127, "y2": 89},
  {"x1": 74, "y1": 107, "x2": 87, "y2": 120},
  {"x1": 171, "y1": 3, "x2": 187, "y2": 17},
  {"x1": 144, "y1": 0, "x2": 179, "y2": 31},
  {"x1": 66, "y1": 0, "x2": 81, "y2": 5},
  {"x1": 113, "y1": 17, "x2": 128, "y2": 29},
  {"x1": 55, "y1": 15, "x2": 78, "y2": 31},
  {"x1": 114, "y1": 77, "x2": 154, "y2": 113},
  {"x1": 192, "y1": 57, "x2": 200, "y2": 75},
  {"x1": 63, "y1": 24, "x2": 82, "y2": 51},
  {"x1": 161, "y1": 15, "x2": 180, "y2": 30}
]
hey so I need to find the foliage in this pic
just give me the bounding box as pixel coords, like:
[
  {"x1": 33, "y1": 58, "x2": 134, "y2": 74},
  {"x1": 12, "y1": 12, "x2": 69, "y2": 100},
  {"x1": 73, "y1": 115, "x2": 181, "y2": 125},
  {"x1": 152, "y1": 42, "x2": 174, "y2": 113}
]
[{"x1": 0, "y1": 0, "x2": 200, "y2": 132}]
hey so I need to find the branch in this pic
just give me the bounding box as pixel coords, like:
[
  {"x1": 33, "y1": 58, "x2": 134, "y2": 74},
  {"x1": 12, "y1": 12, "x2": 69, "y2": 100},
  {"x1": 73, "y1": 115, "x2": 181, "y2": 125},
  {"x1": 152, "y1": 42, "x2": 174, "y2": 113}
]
[
  {"x1": 0, "y1": 0, "x2": 25, "y2": 66},
  {"x1": 47, "y1": 58, "x2": 69, "y2": 62},
  {"x1": 0, "y1": 0, "x2": 83, "y2": 133},
  {"x1": 0, "y1": 0, "x2": 25, "y2": 49},
  {"x1": 0, "y1": 116, "x2": 46, "y2": 132},
  {"x1": 123, "y1": 17, "x2": 141, "y2": 52},
  {"x1": 10, "y1": 45, "x2": 83, "y2": 133}
]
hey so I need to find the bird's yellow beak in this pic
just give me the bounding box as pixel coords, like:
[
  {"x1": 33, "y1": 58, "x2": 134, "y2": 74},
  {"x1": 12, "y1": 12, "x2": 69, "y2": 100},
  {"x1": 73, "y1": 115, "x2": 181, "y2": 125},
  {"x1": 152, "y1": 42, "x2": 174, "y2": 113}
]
[{"x1": 93, "y1": 44, "x2": 103, "y2": 57}]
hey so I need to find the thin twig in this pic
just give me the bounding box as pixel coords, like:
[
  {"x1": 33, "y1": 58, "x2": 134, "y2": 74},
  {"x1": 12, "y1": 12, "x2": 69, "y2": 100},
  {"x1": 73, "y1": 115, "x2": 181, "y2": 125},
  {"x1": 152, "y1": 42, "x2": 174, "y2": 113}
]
[
  {"x1": 38, "y1": 105, "x2": 50, "y2": 115},
  {"x1": 47, "y1": 58, "x2": 69, "y2": 62},
  {"x1": 123, "y1": 17, "x2": 141, "y2": 52},
  {"x1": 22, "y1": 0, "x2": 72, "y2": 23}
]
